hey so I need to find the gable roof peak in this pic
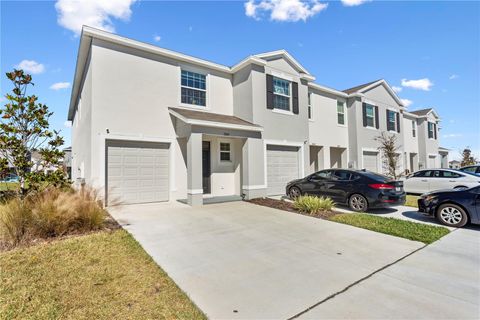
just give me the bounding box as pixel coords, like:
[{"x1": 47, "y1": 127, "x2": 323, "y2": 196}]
[{"x1": 254, "y1": 49, "x2": 311, "y2": 75}]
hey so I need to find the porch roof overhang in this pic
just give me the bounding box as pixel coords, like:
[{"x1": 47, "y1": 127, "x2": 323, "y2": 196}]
[{"x1": 168, "y1": 107, "x2": 264, "y2": 132}]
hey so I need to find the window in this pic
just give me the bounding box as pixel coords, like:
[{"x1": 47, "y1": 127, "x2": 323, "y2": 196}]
[
  {"x1": 387, "y1": 110, "x2": 397, "y2": 131},
  {"x1": 412, "y1": 120, "x2": 416, "y2": 137},
  {"x1": 337, "y1": 101, "x2": 345, "y2": 125},
  {"x1": 365, "y1": 104, "x2": 375, "y2": 127},
  {"x1": 311, "y1": 170, "x2": 332, "y2": 180},
  {"x1": 440, "y1": 170, "x2": 462, "y2": 178},
  {"x1": 413, "y1": 170, "x2": 433, "y2": 177},
  {"x1": 273, "y1": 77, "x2": 291, "y2": 111},
  {"x1": 462, "y1": 166, "x2": 477, "y2": 173},
  {"x1": 428, "y1": 122, "x2": 435, "y2": 139},
  {"x1": 332, "y1": 170, "x2": 352, "y2": 181},
  {"x1": 219, "y1": 143, "x2": 231, "y2": 161},
  {"x1": 308, "y1": 92, "x2": 312, "y2": 119},
  {"x1": 181, "y1": 70, "x2": 206, "y2": 106}
]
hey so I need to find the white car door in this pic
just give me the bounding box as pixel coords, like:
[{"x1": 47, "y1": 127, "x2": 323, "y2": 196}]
[
  {"x1": 429, "y1": 170, "x2": 451, "y2": 191},
  {"x1": 404, "y1": 170, "x2": 432, "y2": 194}
]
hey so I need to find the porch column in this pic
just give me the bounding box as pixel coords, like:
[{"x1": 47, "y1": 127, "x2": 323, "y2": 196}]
[
  {"x1": 323, "y1": 146, "x2": 331, "y2": 169},
  {"x1": 241, "y1": 138, "x2": 266, "y2": 200},
  {"x1": 187, "y1": 132, "x2": 203, "y2": 206}
]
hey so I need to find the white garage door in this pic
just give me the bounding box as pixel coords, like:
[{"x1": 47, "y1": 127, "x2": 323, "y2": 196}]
[
  {"x1": 266, "y1": 145, "x2": 300, "y2": 195},
  {"x1": 428, "y1": 155, "x2": 436, "y2": 168},
  {"x1": 106, "y1": 140, "x2": 169, "y2": 205},
  {"x1": 363, "y1": 151, "x2": 378, "y2": 172}
]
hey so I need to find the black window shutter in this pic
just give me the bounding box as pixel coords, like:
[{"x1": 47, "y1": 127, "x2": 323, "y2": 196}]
[
  {"x1": 434, "y1": 123, "x2": 437, "y2": 139},
  {"x1": 292, "y1": 82, "x2": 299, "y2": 114},
  {"x1": 396, "y1": 112, "x2": 401, "y2": 133},
  {"x1": 375, "y1": 106, "x2": 379, "y2": 129},
  {"x1": 362, "y1": 103, "x2": 367, "y2": 127},
  {"x1": 386, "y1": 109, "x2": 390, "y2": 130},
  {"x1": 266, "y1": 74, "x2": 274, "y2": 109}
]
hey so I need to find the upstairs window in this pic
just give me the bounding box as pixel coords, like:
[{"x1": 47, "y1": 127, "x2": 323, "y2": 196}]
[
  {"x1": 273, "y1": 77, "x2": 291, "y2": 111},
  {"x1": 412, "y1": 120, "x2": 416, "y2": 137},
  {"x1": 365, "y1": 104, "x2": 375, "y2": 128},
  {"x1": 428, "y1": 122, "x2": 436, "y2": 139},
  {"x1": 308, "y1": 92, "x2": 312, "y2": 119},
  {"x1": 337, "y1": 101, "x2": 345, "y2": 125},
  {"x1": 181, "y1": 70, "x2": 206, "y2": 106},
  {"x1": 387, "y1": 110, "x2": 397, "y2": 131}
]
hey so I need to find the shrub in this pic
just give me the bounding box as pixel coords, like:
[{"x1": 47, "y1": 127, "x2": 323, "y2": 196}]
[
  {"x1": 0, "y1": 187, "x2": 107, "y2": 247},
  {"x1": 293, "y1": 195, "x2": 334, "y2": 214}
]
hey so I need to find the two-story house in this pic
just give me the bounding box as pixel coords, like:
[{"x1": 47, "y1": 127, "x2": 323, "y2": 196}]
[{"x1": 68, "y1": 27, "x2": 447, "y2": 206}]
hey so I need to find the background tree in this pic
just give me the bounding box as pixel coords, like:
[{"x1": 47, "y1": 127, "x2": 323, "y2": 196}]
[
  {"x1": 375, "y1": 132, "x2": 401, "y2": 179},
  {"x1": 460, "y1": 147, "x2": 477, "y2": 167},
  {"x1": 0, "y1": 69, "x2": 69, "y2": 196}
]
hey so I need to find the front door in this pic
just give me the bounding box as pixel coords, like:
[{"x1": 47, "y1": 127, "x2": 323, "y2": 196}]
[{"x1": 202, "y1": 141, "x2": 211, "y2": 194}]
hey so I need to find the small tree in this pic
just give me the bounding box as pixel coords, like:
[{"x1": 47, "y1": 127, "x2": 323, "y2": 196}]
[
  {"x1": 0, "y1": 69, "x2": 69, "y2": 196},
  {"x1": 460, "y1": 147, "x2": 477, "y2": 167},
  {"x1": 375, "y1": 132, "x2": 401, "y2": 179}
]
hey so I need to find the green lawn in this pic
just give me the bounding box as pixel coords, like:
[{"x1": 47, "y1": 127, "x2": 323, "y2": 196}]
[
  {"x1": 0, "y1": 182, "x2": 19, "y2": 192},
  {"x1": 0, "y1": 230, "x2": 206, "y2": 320},
  {"x1": 405, "y1": 195, "x2": 419, "y2": 208},
  {"x1": 330, "y1": 213, "x2": 449, "y2": 244}
]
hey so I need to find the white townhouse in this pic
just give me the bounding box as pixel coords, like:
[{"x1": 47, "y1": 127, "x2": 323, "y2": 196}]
[{"x1": 68, "y1": 26, "x2": 448, "y2": 206}]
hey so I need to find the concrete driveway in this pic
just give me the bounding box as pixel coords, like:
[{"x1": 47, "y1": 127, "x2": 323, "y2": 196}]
[{"x1": 109, "y1": 201, "x2": 424, "y2": 319}]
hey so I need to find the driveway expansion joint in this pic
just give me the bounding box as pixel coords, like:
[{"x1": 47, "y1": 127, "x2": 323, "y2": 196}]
[{"x1": 286, "y1": 243, "x2": 429, "y2": 320}]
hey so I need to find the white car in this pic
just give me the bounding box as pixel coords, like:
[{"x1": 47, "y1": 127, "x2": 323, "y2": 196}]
[{"x1": 403, "y1": 169, "x2": 480, "y2": 194}]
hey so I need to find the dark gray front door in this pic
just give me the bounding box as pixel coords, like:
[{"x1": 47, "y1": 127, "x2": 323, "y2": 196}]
[{"x1": 202, "y1": 141, "x2": 211, "y2": 194}]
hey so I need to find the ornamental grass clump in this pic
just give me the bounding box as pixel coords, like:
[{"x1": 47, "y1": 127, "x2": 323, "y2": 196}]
[
  {"x1": 293, "y1": 195, "x2": 334, "y2": 215},
  {"x1": 0, "y1": 187, "x2": 106, "y2": 248}
]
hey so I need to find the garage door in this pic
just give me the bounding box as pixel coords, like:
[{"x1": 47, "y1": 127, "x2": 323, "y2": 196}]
[
  {"x1": 266, "y1": 145, "x2": 300, "y2": 195},
  {"x1": 363, "y1": 151, "x2": 378, "y2": 172},
  {"x1": 106, "y1": 140, "x2": 169, "y2": 205},
  {"x1": 428, "y1": 155, "x2": 436, "y2": 168}
]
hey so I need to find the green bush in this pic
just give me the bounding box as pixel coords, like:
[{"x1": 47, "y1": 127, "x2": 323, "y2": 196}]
[
  {"x1": 0, "y1": 187, "x2": 107, "y2": 247},
  {"x1": 293, "y1": 195, "x2": 334, "y2": 214}
]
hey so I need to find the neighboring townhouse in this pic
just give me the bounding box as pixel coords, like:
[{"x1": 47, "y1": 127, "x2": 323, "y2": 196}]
[
  {"x1": 68, "y1": 27, "x2": 448, "y2": 206},
  {"x1": 449, "y1": 160, "x2": 461, "y2": 169}
]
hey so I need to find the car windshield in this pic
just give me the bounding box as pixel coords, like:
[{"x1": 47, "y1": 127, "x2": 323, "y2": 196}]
[{"x1": 455, "y1": 170, "x2": 479, "y2": 177}]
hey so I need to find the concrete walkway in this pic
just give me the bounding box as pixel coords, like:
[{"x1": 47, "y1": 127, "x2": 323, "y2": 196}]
[
  {"x1": 298, "y1": 226, "x2": 480, "y2": 319},
  {"x1": 109, "y1": 201, "x2": 423, "y2": 319}
]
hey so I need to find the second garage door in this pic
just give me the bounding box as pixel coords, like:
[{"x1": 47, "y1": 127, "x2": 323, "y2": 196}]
[
  {"x1": 106, "y1": 140, "x2": 169, "y2": 205},
  {"x1": 266, "y1": 145, "x2": 300, "y2": 195},
  {"x1": 363, "y1": 151, "x2": 379, "y2": 172}
]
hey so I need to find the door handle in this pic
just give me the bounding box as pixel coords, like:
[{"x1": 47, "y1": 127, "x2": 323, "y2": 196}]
[
  {"x1": 449, "y1": 180, "x2": 456, "y2": 182},
  {"x1": 421, "y1": 179, "x2": 428, "y2": 182}
]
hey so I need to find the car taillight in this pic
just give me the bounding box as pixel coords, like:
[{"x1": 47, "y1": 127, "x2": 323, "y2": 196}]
[{"x1": 369, "y1": 183, "x2": 395, "y2": 190}]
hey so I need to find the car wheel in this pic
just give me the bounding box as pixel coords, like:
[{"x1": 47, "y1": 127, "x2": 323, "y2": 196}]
[
  {"x1": 349, "y1": 194, "x2": 368, "y2": 212},
  {"x1": 288, "y1": 186, "x2": 302, "y2": 199},
  {"x1": 436, "y1": 203, "x2": 468, "y2": 227}
]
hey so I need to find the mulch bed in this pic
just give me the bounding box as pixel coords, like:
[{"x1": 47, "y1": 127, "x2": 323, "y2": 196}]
[{"x1": 248, "y1": 197, "x2": 340, "y2": 220}]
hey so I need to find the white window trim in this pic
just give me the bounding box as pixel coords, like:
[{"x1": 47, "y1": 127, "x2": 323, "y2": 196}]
[
  {"x1": 272, "y1": 76, "x2": 292, "y2": 112},
  {"x1": 272, "y1": 108, "x2": 294, "y2": 116},
  {"x1": 365, "y1": 104, "x2": 376, "y2": 129},
  {"x1": 427, "y1": 122, "x2": 436, "y2": 140},
  {"x1": 386, "y1": 109, "x2": 398, "y2": 133},
  {"x1": 219, "y1": 141, "x2": 232, "y2": 163},
  {"x1": 178, "y1": 66, "x2": 210, "y2": 110},
  {"x1": 337, "y1": 100, "x2": 347, "y2": 127}
]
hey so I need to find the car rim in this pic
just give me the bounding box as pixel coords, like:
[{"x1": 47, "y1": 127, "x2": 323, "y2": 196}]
[
  {"x1": 290, "y1": 188, "x2": 300, "y2": 198},
  {"x1": 351, "y1": 196, "x2": 366, "y2": 211},
  {"x1": 440, "y1": 207, "x2": 463, "y2": 225}
]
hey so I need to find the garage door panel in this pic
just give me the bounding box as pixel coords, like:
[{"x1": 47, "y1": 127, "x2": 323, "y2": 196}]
[
  {"x1": 107, "y1": 141, "x2": 169, "y2": 205},
  {"x1": 363, "y1": 151, "x2": 378, "y2": 172},
  {"x1": 267, "y1": 145, "x2": 300, "y2": 196}
]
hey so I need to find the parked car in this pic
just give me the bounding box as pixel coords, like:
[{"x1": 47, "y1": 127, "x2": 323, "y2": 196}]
[
  {"x1": 459, "y1": 165, "x2": 480, "y2": 176},
  {"x1": 403, "y1": 169, "x2": 480, "y2": 194},
  {"x1": 286, "y1": 169, "x2": 406, "y2": 212},
  {"x1": 418, "y1": 186, "x2": 480, "y2": 227}
]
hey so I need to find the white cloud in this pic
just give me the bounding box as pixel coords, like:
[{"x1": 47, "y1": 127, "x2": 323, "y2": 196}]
[
  {"x1": 15, "y1": 60, "x2": 45, "y2": 74},
  {"x1": 392, "y1": 86, "x2": 402, "y2": 93},
  {"x1": 50, "y1": 82, "x2": 71, "y2": 90},
  {"x1": 55, "y1": 0, "x2": 137, "y2": 36},
  {"x1": 341, "y1": 0, "x2": 371, "y2": 6},
  {"x1": 449, "y1": 74, "x2": 459, "y2": 80},
  {"x1": 153, "y1": 35, "x2": 161, "y2": 42},
  {"x1": 400, "y1": 98, "x2": 413, "y2": 107},
  {"x1": 245, "y1": 0, "x2": 328, "y2": 22},
  {"x1": 442, "y1": 133, "x2": 462, "y2": 139},
  {"x1": 64, "y1": 121, "x2": 72, "y2": 128},
  {"x1": 401, "y1": 78, "x2": 433, "y2": 91}
]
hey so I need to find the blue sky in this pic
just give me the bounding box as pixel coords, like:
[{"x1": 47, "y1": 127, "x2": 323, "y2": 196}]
[{"x1": 1, "y1": 0, "x2": 479, "y2": 160}]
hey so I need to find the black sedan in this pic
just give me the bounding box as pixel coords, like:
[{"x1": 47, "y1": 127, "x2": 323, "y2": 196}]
[
  {"x1": 286, "y1": 169, "x2": 406, "y2": 212},
  {"x1": 418, "y1": 186, "x2": 480, "y2": 227}
]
